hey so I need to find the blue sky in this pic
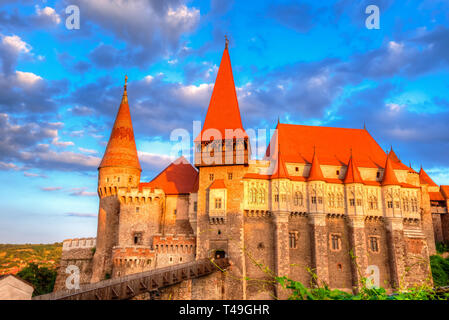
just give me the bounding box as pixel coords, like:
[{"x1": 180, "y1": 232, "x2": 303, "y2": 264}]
[{"x1": 1, "y1": 0, "x2": 448, "y2": 243}]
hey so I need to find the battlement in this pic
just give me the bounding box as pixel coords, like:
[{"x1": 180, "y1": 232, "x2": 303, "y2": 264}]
[
  {"x1": 62, "y1": 238, "x2": 96, "y2": 251},
  {"x1": 153, "y1": 234, "x2": 196, "y2": 253},
  {"x1": 116, "y1": 186, "x2": 165, "y2": 204}
]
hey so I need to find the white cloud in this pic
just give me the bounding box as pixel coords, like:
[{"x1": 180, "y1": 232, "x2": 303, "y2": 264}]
[
  {"x1": 52, "y1": 137, "x2": 75, "y2": 147},
  {"x1": 78, "y1": 147, "x2": 98, "y2": 154},
  {"x1": 35, "y1": 6, "x2": 61, "y2": 25},
  {"x1": 15, "y1": 71, "x2": 43, "y2": 87},
  {"x1": 2, "y1": 35, "x2": 31, "y2": 53},
  {"x1": 41, "y1": 186, "x2": 63, "y2": 191}
]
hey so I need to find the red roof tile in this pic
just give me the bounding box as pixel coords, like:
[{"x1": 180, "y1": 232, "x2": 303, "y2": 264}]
[
  {"x1": 145, "y1": 157, "x2": 198, "y2": 195},
  {"x1": 419, "y1": 168, "x2": 438, "y2": 187},
  {"x1": 271, "y1": 152, "x2": 289, "y2": 179},
  {"x1": 343, "y1": 153, "x2": 363, "y2": 184},
  {"x1": 99, "y1": 78, "x2": 141, "y2": 171},
  {"x1": 382, "y1": 152, "x2": 400, "y2": 186},
  {"x1": 209, "y1": 179, "x2": 226, "y2": 189},
  {"x1": 265, "y1": 123, "x2": 410, "y2": 171},
  {"x1": 429, "y1": 192, "x2": 445, "y2": 201},
  {"x1": 195, "y1": 45, "x2": 246, "y2": 142},
  {"x1": 307, "y1": 150, "x2": 325, "y2": 182},
  {"x1": 441, "y1": 186, "x2": 449, "y2": 199}
]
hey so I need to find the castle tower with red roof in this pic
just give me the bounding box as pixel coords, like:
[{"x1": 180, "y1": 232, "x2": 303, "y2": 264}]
[{"x1": 194, "y1": 38, "x2": 249, "y2": 167}]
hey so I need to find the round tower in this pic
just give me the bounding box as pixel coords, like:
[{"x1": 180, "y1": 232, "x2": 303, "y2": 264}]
[{"x1": 91, "y1": 76, "x2": 141, "y2": 283}]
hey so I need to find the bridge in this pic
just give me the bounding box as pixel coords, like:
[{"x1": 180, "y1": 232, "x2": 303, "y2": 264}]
[{"x1": 33, "y1": 258, "x2": 230, "y2": 300}]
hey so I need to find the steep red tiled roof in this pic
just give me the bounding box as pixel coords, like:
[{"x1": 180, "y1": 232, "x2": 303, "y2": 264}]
[
  {"x1": 209, "y1": 179, "x2": 226, "y2": 189},
  {"x1": 265, "y1": 123, "x2": 410, "y2": 170},
  {"x1": 344, "y1": 153, "x2": 363, "y2": 184},
  {"x1": 419, "y1": 168, "x2": 438, "y2": 187},
  {"x1": 99, "y1": 77, "x2": 141, "y2": 171},
  {"x1": 429, "y1": 192, "x2": 445, "y2": 201},
  {"x1": 382, "y1": 152, "x2": 400, "y2": 186},
  {"x1": 145, "y1": 157, "x2": 198, "y2": 195},
  {"x1": 307, "y1": 150, "x2": 325, "y2": 182},
  {"x1": 271, "y1": 152, "x2": 289, "y2": 179},
  {"x1": 195, "y1": 45, "x2": 246, "y2": 142},
  {"x1": 441, "y1": 186, "x2": 449, "y2": 199}
]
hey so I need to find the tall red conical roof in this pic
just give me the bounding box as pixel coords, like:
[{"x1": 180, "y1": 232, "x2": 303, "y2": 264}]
[
  {"x1": 196, "y1": 42, "x2": 246, "y2": 142},
  {"x1": 307, "y1": 149, "x2": 325, "y2": 182},
  {"x1": 419, "y1": 168, "x2": 438, "y2": 187},
  {"x1": 381, "y1": 152, "x2": 399, "y2": 186},
  {"x1": 99, "y1": 76, "x2": 141, "y2": 171},
  {"x1": 344, "y1": 151, "x2": 363, "y2": 184},
  {"x1": 271, "y1": 152, "x2": 289, "y2": 179}
]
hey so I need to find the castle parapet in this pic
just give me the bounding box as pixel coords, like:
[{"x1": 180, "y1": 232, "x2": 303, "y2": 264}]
[
  {"x1": 116, "y1": 186, "x2": 165, "y2": 204},
  {"x1": 62, "y1": 238, "x2": 96, "y2": 251}
]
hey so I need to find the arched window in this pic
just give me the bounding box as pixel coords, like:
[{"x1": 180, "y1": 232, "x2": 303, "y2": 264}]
[
  {"x1": 257, "y1": 189, "x2": 265, "y2": 204},
  {"x1": 337, "y1": 193, "x2": 344, "y2": 208},
  {"x1": 294, "y1": 191, "x2": 303, "y2": 206},
  {"x1": 249, "y1": 188, "x2": 257, "y2": 203},
  {"x1": 411, "y1": 198, "x2": 418, "y2": 212},
  {"x1": 403, "y1": 197, "x2": 409, "y2": 211}
]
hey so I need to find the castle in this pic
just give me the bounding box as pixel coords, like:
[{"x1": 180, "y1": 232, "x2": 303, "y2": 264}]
[{"x1": 54, "y1": 43, "x2": 449, "y2": 299}]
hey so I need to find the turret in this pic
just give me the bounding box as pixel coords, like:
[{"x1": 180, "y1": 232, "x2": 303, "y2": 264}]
[
  {"x1": 91, "y1": 76, "x2": 141, "y2": 283},
  {"x1": 98, "y1": 75, "x2": 141, "y2": 193},
  {"x1": 194, "y1": 39, "x2": 249, "y2": 167}
]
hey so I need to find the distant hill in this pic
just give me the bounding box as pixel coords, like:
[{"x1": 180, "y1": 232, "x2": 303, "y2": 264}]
[{"x1": 0, "y1": 243, "x2": 62, "y2": 275}]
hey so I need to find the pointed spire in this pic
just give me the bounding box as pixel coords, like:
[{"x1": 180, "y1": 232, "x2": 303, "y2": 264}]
[
  {"x1": 271, "y1": 152, "x2": 289, "y2": 179},
  {"x1": 389, "y1": 146, "x2": 401, "y2": 163},
  {"x1": 381, "y1": 152, "x2": 399, "y2": 186},
  {"x1": 99, "y1": 76, "x2": 141, "y2": 171},
  {"x1": 307, "y1": 148, "x2": 325, "y2": 182},
  {"x1": 196, "y1": 38, "x2": 246, "y2": 142},
  {"x1": 419, "y1": 167, "x2": 438, "y2": 186},
  {"x1": 363, "y1": 121, "x2": 366, "y2": 130},
  {"x1": 344, "y1": 150, "x2": 363, "y2": 184}
]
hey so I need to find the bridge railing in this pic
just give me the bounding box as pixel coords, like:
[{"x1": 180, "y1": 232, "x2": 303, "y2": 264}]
[{"x1": 33, "y1": 258, "x2": 229, "y2": 300}]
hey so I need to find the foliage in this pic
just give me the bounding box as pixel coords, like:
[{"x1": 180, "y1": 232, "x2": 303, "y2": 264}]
[
  {"x1": 17, "y1": 263, "x2": 57, "y2": 296},
  {"x1": 276, "y1": 275, "x2": 449, "y2": 300},
  {"x1": 436, "y1": 242, "x2": 449, "y2": 254},
  {"x1": 430, "y1": 255, "x2": 449, "y2": 287}
]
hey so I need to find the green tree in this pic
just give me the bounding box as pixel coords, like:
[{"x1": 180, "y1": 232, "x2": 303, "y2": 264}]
[{"x1": 17, "y1": 263, "x2": 57, "y2": 296}]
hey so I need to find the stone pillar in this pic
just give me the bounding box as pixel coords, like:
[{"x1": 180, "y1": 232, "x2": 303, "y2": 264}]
[
  {"x1": 308, "y1": 213, "x2": 329, "y2": 286},
  {"x1": 420, "y1": 186, "x2": 436, "y2": 255},
  {"x1": 385, "y1": 217, "x2": 406, "y2": 289},
  {"x1": 346, "y1": 215, "x2": 368, "y2": 291},
  {"x1": 273, "y1": 211, "x2": 290, "y2": 299}
]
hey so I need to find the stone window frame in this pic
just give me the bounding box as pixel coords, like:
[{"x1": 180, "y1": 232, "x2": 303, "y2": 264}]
[
  {"x1": 133, "y1": 232, "x2": 143, "y2": 245},
  {"x1": 329, "y1": 233, "x2": 342, "y2": 252},
  {"x1": 289, "y1": 231, "x2": 299, "y2": 249},
  {"x1": 228, "y1": 172, "x2": 233, "y2": 180},
  {"x1": 215, "y1": 197, "x2": 222, "y2": 209},
  {"x1": 274, "y1": 194, "x2": 279, "y2": 202},
  {"x1": 349, "y1": 198, "x2": 355, "y2": 207},
  {"x1": 209, "y1": 173, "x2": 214, "y2": 181},
  {"x1": 368, "y1": 235, "x2": 380, "y2": 254},
  {"x1": 387, "y1": 201, "x2": 393, "y2": 209},
  {"x1": 311, "y1": 196, "x2": 317, "y2": 204}
]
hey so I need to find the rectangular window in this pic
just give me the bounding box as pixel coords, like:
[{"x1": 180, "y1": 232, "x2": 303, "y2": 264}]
[
  {"x1": 274, "y1": 194, "x2": 279, "y2": 202},
  {"x1": 281, "y1": 194, "x2": 287, "y2": 202},
  {"x1": 289, "y1": 232, "x2": 298, "y2": 249},
  {"x1": 369, "y1": 237, "x2": 379, "y2": 253},
  {"x1": 215, "y1": 198, "x2": 222, "y2": 209},
  {"x1": 387, "y1": 201, "x2": 393, "y2": 208},
  {"x1": 209, "y1": 173, "x2": 214, "y2": 181},
  {"x1": 193, "y1": 201, "x2": 197, "y2": 212},
  {"x1": 356, "y1": 199, "x2": 362, "y2": 206},
  {"x1": 228, "y1": 172, "x2": 233, "y2": 180},
  {"x1": 349, "y1": 199, "x2": 355, "y2": 207},
  {"x1": 311, "y1": 196, "x2": 317, "y2": 204},
  {"x1": 174, "y1": 209, "x2": 177, "y2": 215},
  {"x1": 136, "y1": 207, "x2": 140, "y2": 213},
  {"x1": 331, "y1": 234, "x2": 341, "y2": 251},
  {"x1": 395, "y1": 201, "x2": 400, "y2": 209},
  {"x1": 318, "y1": 197, "x2": 323, "y2": 204},
  {"x1": 133, "y1": 232, "x2": 142, "y2": 245}
]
